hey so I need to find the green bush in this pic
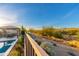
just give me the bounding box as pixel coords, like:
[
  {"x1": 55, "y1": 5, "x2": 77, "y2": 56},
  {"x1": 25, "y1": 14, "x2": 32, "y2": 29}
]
[
  {"x1": 41, "y1": 27, "x2": 54, "y2": 37},
  {"x1": 52, "y1": 31, "x2": 63, "y2": 39},
  {"x1": 35, "y1": 39, "x2": 42, "y2": 45},
  {"x1": 40, "y1": 41, "x2": 56, "y2": 56},
  {"x1": 18, "y1": 35, "x2": 24, "y2": 46}
]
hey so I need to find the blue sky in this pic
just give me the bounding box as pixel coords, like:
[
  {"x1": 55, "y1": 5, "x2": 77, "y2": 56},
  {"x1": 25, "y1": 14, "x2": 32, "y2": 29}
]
[{"x1": 0, "y1": 3, "x2": 79, "y2": 28}]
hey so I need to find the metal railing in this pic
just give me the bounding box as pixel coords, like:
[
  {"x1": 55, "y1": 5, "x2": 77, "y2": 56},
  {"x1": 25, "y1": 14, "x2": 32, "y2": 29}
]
[{"x1": 24, "y1": 33, "x2": 48, "y2": 56}]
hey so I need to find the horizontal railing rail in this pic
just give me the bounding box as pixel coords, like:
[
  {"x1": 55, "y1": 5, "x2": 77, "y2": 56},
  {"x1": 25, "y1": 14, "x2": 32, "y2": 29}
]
[{"x1": 25, "y1": 33, "x2": 48, "y2": 56}]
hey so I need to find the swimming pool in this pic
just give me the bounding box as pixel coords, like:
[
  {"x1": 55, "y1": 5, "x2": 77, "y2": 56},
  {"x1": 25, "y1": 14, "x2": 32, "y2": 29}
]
[
  {"x1": 0, "y1": 45, "x2": 11, "y2": 53},
  {"x1": 0, "y1": 36, "x2": 17, "y2": 56}
]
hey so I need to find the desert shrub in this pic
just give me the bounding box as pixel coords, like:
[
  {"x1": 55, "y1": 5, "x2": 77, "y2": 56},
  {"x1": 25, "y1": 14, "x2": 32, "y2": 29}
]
[
  {"x1": 41, "y1": 26, "x2": 54, "y2": 37},
  {"x1": 41, "y1": 27, "x2": 64, "y2": 39},
  {"x1": 35, "y1": 39, "x2": 42, "y2": 45},
  {"x1": 62, "y1": 34, "x2": 71, "y2": 40},
  {"x1": 35, "y1": 37, "x2": 45, "y2": 45},
  {"x1": 68, "y1": 30, "x2": 78, "y2": 35},
  {"x1": 29, "y1": 26, "x2": 79, "y2": 40},
  {"x1": 52, "y1": 31, "x2": 64, "y2": 39},
  {"x1": 76, "y1": 32, "x2": 79, "y2": 40},
  {"x1": 40, "y1": 41, "x2": 56, "y2": 56},
  {"x1": 67, "y1": 40, "x2": 79, "y2": 48}
]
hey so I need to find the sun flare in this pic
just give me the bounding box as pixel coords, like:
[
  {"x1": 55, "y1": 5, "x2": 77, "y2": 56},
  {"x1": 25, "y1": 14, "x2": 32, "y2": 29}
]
[{"x1": 0, "y1": 17, "x2": 13, "y2": 26}]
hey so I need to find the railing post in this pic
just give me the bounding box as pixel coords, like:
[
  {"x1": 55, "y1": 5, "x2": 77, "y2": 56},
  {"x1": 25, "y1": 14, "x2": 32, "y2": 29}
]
[
  {"x1": 24, "y1": 35, "x2": 26, "y2": 56},
  {"x1": 25, "y1": 34, "x2": 36, "y2": 56}
]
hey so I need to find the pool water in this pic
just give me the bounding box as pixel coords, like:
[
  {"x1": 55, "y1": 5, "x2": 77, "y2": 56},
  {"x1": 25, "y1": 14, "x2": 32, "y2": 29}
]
[
  {"x1": 0, "y1": 45, "x2": 11, "y2": 53},
  {"x1": 0, "y1": 37, "x2": 16, "y2": 54},
  {"x1": 6, "y1": 40, "x2": 15, "y2": 44},
  {"x1": 0, "y1": 40, "x2": 15, "y2": 53}
]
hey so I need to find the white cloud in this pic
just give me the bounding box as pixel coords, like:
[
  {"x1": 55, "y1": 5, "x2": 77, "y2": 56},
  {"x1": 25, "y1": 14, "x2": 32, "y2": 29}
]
[{"x1": 63, "y1": 6, "x2": 78, "y2": 19}]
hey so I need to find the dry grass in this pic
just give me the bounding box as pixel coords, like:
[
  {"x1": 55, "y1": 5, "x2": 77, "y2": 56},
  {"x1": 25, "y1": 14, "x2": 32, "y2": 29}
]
[{"x1": 67, "y1": 40, "x2": 79, "y2": 48}]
